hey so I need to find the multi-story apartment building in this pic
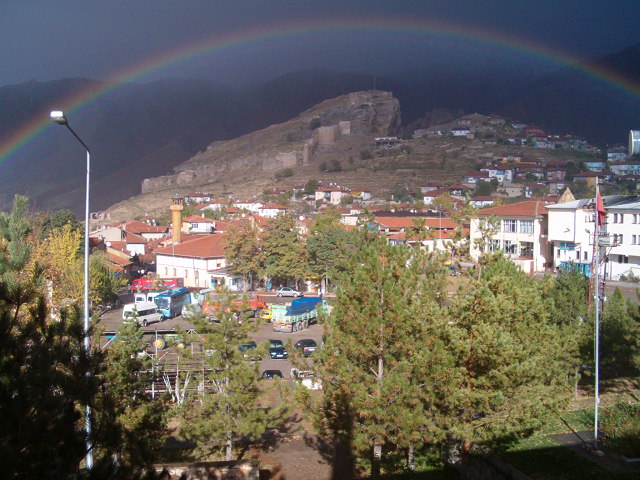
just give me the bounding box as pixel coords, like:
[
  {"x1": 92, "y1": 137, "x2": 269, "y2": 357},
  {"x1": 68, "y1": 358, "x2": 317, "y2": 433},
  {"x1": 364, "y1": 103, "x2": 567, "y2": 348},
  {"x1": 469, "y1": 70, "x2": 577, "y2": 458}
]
[
  {"x1": 546, "y1": 195, "x2": 640, "y2": 280},
  {"x1": 470, "y1": 200, "x2": 551, "y2": 273}
]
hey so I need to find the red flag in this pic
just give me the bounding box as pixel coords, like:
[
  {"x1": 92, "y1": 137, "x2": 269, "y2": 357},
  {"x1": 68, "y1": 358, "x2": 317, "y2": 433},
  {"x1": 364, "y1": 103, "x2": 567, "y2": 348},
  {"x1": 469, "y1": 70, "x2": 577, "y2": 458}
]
[{"x1": 596, "y1": 185, "x2": 606, "y2": 226}]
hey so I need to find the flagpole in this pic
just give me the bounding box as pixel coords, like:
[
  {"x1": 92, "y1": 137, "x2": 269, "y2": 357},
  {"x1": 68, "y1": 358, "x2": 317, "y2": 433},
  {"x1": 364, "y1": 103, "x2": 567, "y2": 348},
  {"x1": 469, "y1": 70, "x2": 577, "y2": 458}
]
[{"x1": 593, "y1": 180, "x2": 602, "y2": 450}]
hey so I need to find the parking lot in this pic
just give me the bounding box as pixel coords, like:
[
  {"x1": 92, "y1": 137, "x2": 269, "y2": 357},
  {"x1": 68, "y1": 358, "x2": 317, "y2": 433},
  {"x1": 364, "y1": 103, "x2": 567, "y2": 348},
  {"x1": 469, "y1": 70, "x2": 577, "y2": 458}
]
[{"x1": 96, "y1": 293, "x2": 325, "y2": 384}]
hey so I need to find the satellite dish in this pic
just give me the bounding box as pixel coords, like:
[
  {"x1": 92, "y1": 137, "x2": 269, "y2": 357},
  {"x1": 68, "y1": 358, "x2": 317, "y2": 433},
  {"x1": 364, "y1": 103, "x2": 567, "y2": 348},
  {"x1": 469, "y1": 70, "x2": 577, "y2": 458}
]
[{"x1": 299, "y1": 215, "x2": 305, "y2": 221}]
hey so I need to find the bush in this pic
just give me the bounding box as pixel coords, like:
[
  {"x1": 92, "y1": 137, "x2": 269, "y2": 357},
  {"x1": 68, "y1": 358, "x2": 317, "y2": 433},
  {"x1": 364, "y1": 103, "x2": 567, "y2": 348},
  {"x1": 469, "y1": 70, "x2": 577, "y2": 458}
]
[
  {"x1": 619, "y1": 271, "x2": 640, "y2": 283},
  {"x1": 599, "y1": 403, "x2": 640, "y2": 457},
  {"x1": 360, "y1": 149, "x2": 373, "y2": 160},
  {"x1": 275, "y1": 168, "x2": 294, "y2": 179}
]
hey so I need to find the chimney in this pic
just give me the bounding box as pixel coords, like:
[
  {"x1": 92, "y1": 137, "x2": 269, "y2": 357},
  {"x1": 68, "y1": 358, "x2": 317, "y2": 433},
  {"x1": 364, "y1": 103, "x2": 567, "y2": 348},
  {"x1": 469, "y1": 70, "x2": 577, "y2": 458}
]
[{"x1": 170, "y1": 194, "x2": 184, "y2": 244}]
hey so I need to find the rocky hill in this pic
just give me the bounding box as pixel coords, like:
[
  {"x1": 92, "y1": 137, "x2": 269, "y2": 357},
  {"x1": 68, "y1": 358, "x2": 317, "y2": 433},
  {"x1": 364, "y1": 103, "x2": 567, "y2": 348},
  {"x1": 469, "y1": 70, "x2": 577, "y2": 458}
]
[{"x1": 100, "y1": 90, "x2": 592, "y2": 222}]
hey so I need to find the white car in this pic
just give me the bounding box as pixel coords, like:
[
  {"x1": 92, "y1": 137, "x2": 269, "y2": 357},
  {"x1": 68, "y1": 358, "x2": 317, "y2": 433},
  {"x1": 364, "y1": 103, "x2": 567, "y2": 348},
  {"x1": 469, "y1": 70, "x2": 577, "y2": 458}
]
[{"x1": 276, "y1": 287, "x2": 303, "y2": 297}]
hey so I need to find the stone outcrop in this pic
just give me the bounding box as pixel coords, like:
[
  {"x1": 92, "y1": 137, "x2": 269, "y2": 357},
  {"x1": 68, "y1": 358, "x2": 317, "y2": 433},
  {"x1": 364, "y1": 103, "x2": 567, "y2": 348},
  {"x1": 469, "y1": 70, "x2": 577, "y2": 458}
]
[{"x1": 139, "y1": 90, "x2": 401, "y2": 195}]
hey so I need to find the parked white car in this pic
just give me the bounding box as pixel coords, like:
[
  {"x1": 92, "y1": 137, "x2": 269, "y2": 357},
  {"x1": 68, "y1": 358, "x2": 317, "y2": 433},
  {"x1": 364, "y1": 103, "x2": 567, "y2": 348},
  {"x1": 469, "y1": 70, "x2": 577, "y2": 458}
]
[
  {"x1": 276, "y1": 286, "x2": 303, "y2": 297},
  {"x1": 290, "y1": 368, "x2": 322, "y2": 390}
]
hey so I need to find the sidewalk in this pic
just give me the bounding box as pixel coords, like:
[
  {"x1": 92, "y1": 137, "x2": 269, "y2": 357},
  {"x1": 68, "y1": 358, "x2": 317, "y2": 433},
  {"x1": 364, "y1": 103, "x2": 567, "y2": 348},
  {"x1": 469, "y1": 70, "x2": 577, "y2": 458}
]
[{"x1": 548, "y1": 430, "x2": 640, "y2": 474}]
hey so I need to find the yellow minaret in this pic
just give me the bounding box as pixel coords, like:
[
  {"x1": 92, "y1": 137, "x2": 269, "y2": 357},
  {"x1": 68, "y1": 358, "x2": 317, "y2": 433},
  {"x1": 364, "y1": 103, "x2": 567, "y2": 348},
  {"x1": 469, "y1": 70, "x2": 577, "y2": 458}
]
[{"x1": 170, "y1": 194, "x2": 184, "y2": 244}]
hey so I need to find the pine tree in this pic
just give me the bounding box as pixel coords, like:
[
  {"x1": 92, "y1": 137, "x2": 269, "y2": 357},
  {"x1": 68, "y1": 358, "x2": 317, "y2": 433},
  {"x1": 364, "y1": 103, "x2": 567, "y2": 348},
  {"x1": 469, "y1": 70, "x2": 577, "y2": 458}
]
[
  {"x1": 0, "y1": 195, "x2": 99, "y2": 478},
  {"x1": 601, "y1": 287, "x2": 638, "y2": 371},
  {"x1": 441, "y1": 254, "x2": 572, "y2": 473},
  {"x1": 179, "y1": 289, "x2": 287, "y2": 460},
  {"x1": 540, "y1": 267, "x2": 590, "y2": 397},
  {"x1": 304, "y1": 238, "x2": 447, "y2": 477},
  {"x1": 96, "y1": 320, "x2": 169, "y2": 466}
]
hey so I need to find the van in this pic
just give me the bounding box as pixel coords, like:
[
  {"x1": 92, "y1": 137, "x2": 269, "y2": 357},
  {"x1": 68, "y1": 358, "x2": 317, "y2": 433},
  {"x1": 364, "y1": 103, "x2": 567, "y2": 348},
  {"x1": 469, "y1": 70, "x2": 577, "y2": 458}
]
[
  {"x1": 133, "y1": 290, "x2": 167, "y2": 304},
  {"x1": 122, "y1": 301, "x2": 163, "y2": 327}
]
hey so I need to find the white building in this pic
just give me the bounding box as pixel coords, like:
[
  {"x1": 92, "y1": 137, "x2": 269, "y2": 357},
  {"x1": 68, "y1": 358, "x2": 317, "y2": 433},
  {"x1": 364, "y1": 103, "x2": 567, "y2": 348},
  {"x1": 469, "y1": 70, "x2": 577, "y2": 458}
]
[
  {"x1": 470, "y1": 200, "x2": 551, "y2": 273},
  {"x1": 155, "y1": 234, "x2": 234, "y2": 289},
  {"x1": 544, "y1": 198, "x2": 595, "y2": 276},
  {"x1": 181, "y1": 215, "x2": 215, "y2": 234},
  {"x1": 257, "y1": 203, "x2": 288, "y2": 218},
  {"x1": 546, "y1": 195, "x2": 640, "y2": 280}
]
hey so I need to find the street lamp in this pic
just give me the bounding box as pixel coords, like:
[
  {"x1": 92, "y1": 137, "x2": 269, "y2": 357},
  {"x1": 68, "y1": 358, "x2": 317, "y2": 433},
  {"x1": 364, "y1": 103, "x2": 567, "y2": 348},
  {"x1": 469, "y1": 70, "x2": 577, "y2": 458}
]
[{"x1": 50, "y1": 110, "x2": 93, "y2": 469}]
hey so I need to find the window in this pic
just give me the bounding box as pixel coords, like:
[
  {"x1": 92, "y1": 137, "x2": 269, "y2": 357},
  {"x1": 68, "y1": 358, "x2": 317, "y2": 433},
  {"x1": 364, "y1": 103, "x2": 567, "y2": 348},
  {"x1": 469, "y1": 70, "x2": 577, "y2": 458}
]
[
  {"x1": 619, "y1": 255, "x2": 629, "y2": 264},
  {"x1": 633, "y1": 214, "x2": 638, "y2": 224},
  {"x1": 613, "y1": 213, "x2": 618, "y2": 223},
  {"x1": 619, "y1": 234, "x2": 624, "y2": 244},
  {"x1": 620, "y1": 214, "x2": 624, "y2": 223},
  {"x1": 559, "y1": 242, "x2": 575, "y2": 251},
  {"x1": 503, "y1": 219, "x2": 517, "y2": 233},
  {"x1": 504, "y1": 240, "x2": 517, "y2": 254},
  {"x1": 519, "y1": 220, "x2": 534, "y2": 234},
  {"x1": 584, "y1": 251, "x2": 588, "y2": 261},
  {"x1": 519, "y1": 241, "x2": 534, "y2": 257},
  {"x1": 487, "y1": 239, "x2": 500, "y2": 252},
  {"x1": 633, "y1": 235, "x2": 637, "y2": 245}
]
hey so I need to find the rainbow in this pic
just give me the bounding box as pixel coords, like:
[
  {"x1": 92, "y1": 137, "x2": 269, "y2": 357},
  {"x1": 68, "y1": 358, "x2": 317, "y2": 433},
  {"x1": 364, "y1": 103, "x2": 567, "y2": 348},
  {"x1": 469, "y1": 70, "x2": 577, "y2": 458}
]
[{"x1": 2, "y1": 16, "x2": 639, "y2": 163}]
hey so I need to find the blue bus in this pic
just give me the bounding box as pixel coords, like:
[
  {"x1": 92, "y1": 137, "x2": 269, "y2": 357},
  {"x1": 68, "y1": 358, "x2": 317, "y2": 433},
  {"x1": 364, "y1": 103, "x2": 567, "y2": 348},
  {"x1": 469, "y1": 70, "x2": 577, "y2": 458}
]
[{"x1": 154, "y1": 287, "x2": 191, "y2": 318}]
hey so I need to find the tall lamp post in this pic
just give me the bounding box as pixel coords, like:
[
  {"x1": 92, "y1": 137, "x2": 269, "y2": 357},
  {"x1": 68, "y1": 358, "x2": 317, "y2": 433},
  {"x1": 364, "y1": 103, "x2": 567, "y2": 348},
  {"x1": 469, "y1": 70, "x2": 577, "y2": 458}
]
[{"x1": 50, "y1": 110, "x2": 93, "y2": 469}]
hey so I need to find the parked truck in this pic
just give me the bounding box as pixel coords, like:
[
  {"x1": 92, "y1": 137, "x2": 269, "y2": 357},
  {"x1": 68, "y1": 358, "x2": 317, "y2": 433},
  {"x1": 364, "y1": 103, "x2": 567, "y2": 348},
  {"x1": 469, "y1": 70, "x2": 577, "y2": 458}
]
[
  {"x1": 271, "y1": 297, "x2": 328, "y2": 333},
  {"x1": 201, "y1": 294, "x2": 267, "y2": 321}
]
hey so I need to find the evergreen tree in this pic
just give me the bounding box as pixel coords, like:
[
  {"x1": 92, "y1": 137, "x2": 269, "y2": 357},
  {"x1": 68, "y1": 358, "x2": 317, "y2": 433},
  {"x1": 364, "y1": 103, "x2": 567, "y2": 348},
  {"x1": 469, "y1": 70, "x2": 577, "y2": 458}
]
[
  {"x1": 539, "y1": 267, "x2": 590, "y2": 396},
  {"x1": 601, "y1": 287, "x2": 638, "y2": 371},
  {"x1": 179, "y1": 289, "x2": 287, "y2": 460},
  {"x1": 96, "y1": 320, "x2": 169, "y2": 466},
  {"x1": 0, "y1": 195, "x2": 99, "y2": 478},
  {"x1": 304, "y1": 238, "x2": 446, "y2": 477},
  {"x1": 441, "y1": 254, "x2": 572, "y2": 473}
]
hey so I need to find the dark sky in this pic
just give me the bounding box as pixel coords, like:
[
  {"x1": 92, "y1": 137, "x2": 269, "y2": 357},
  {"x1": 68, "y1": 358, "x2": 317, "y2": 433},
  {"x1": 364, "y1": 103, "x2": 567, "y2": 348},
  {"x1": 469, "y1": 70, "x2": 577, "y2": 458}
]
[{"x1": 1, "y1": 0, "x2": 639, "y2": 87}]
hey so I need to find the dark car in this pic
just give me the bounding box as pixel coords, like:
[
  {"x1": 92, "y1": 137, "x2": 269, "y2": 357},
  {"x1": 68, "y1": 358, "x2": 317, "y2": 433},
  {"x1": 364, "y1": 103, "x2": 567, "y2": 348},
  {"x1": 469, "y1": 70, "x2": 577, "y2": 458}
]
[
  {"x1": 239, "y1": 341, "x2": 257, "y2": 352},
  {"x1": 269, "y1": 346, "x2": 288, "y2": 359},
  {"x1": 294, "y1": 339, "x2": 318, "y2": 356},
  {"x1": 268, "y1": 339, "x2": 284, "y2": 348},
  {"x1": 239, "y1": 341, "x2": 260, "y2": 361},
  {"x1": 261, "y1": 370, "x2": 283, "y2": 380}
]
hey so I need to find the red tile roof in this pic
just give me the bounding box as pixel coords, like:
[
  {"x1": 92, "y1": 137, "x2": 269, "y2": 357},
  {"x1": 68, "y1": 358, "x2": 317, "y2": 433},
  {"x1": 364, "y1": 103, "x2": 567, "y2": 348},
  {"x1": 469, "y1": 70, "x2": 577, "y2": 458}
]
[
  {"x1": 154, "y1": 234, "x2": 227, "y2": 259},
  {"x1": 183, "y1": 215, "x2": 213, "y2": 223},
  {"x1": 478, "y1": 200, "x2": 550, "y2": 217},
  {"x1": 259, "y1": 203, "x2": 288, "y2": 209},
  {"x1": 124, "y1": 231, "x2": 147, "y2": 244},
  {"x1": 124, "y1": 220, "x2": 167, "y2": 234},
  {"x1": 375, "y1": 217, "x2": 459, "y2": 229},
  {"x1": 108, "y1": 254, "x2": 133, "y2": 267}
]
